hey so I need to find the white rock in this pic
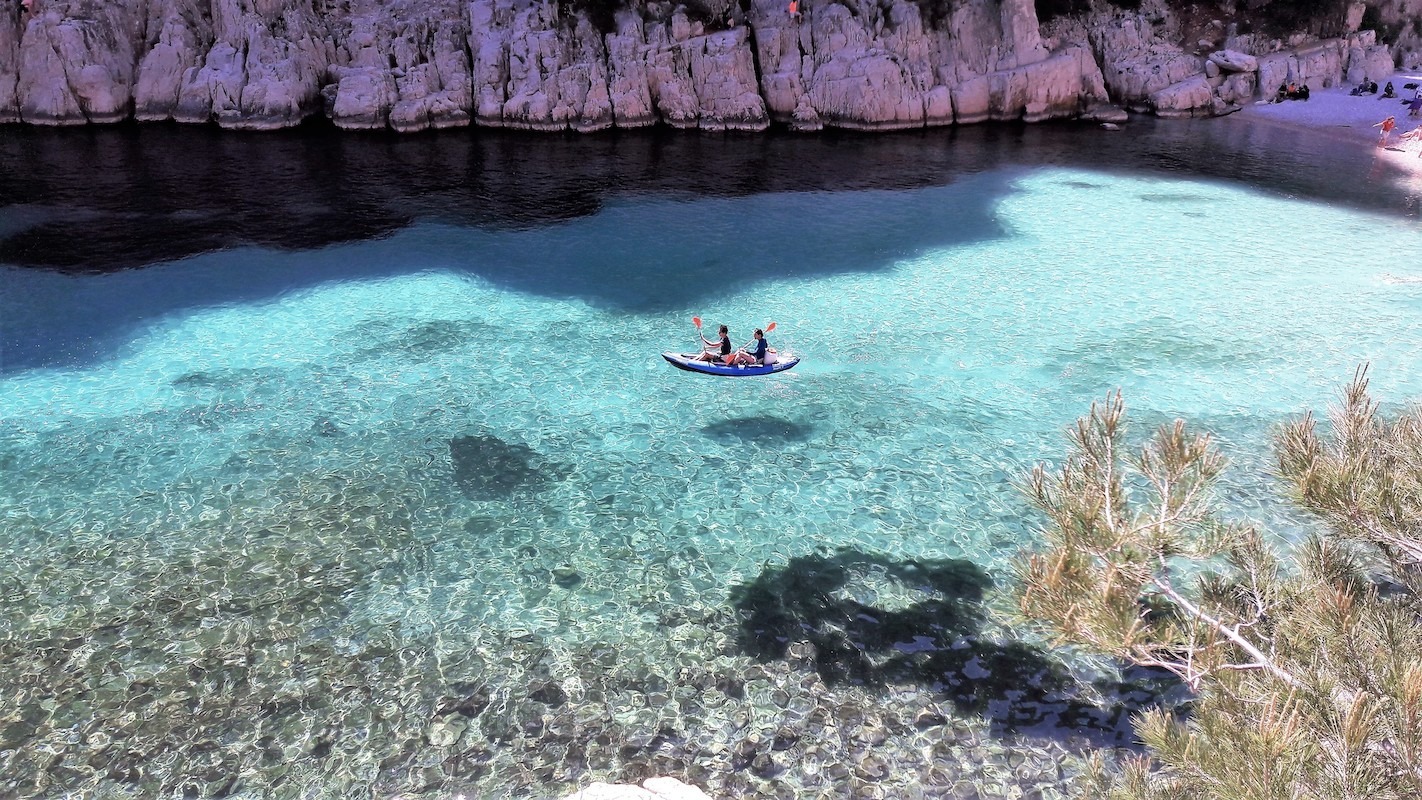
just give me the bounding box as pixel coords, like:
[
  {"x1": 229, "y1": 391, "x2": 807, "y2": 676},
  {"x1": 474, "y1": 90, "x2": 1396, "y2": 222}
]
[
  {"x1": 7, "y1": 0, "x2": 1335, "y2": 131},
  {"x1": 1150, "y1": 74, "x2": 1214, "y2": 118},
  {"x1": 1208, "y1": 49, "x2": 1258, "y2": 72},
  {"x1": 951, "y1": 75, "x2": 991, "y2": 124},
  {"x1": 642, "y1": 777, "x2": 715, "y2": 799},
  {"x1": 330, "y1": 66, "x2": 396, "y2": 129},
  {"x1": 1217, "y1": 71, "x2": 1255, "y2": 105},
  {"x1": 558, "y1": 777, "x2": 714, "y2": 800},
  {"x1": 607, "y1": 10, "x2": 656, "y2": 127}
]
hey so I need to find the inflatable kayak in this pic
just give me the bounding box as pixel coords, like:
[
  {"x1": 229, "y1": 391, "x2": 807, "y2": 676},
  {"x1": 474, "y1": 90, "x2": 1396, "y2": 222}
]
[{"x1": 662, "y1": 352, "x2": 801, "y2": 377}]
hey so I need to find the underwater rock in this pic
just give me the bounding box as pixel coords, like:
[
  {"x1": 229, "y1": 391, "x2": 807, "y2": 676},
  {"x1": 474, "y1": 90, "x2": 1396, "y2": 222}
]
[
  {"x1": 700, "y1": 416, "x2": 812, "y2": 444},
  {"x1": 171, "y1": 371, "x2": 218, "y2": 387},
  {"x1": 529, "y1": 680, "x2": 568, "y2": 707},
  {"x1": 425, "y1": 715, "x2": 468, "y2": 746},
  {"x1": 552, "y1": 565, "x2": 582, "y2": 588},
  {"x1": 462, "y1": 516, "x2": 504, "y2": 536},
  {"x1": 356, "y1": 319, "x2": 487, "y2": 360},
  {"x1": 449, "y1": 433, "x2": 558, "y2": 499}
]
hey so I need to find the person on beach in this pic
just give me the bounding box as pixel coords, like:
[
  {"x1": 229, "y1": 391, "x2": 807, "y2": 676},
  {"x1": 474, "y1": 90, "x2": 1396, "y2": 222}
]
[
  {"x1": 1377, "y1": 116, "x2": 1397, "y2": 145},
  {"x1": 696, "y1": 324, "x2": 732, "y2": 363},
  {"x1": 1382, "y1": 82, "x2": 1396, "y2": 99},
  {"x1": 788, "y1": 0, "x2": 801, "y2": 21},
  {"x1": 728, "y1": 328, "x2": 769, "y2": 367}
]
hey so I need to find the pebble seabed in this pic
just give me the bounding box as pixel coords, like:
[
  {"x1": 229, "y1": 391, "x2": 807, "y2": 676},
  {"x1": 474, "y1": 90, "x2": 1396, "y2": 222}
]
[
  {"x1": 0, "y1": 303, "x2": 1175, "y2": 799},
  {"x1": 0, "y1": 366, "x2": 1176, "y2": 799},
  {"x1": 3, "y1": 162, "x2": 1421, "y2": 799}
]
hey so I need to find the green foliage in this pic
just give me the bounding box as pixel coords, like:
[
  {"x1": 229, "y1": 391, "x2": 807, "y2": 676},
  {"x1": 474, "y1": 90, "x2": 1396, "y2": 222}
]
[
  {"x1": 1017, "y1": 368, "x2": 1422, "y2": 799},
  {"x1": 557, "y1": 0, "x2": 627, "y2": 35},
  {"x1": 1034, "y1": 0, "x2": 1143, "y2": 25},
  {"x1": 678, "y1": 0, "x2": 735, "y2": 28},
  {"x1": 1358, "y1": 5, "x2": 1401, "y2": 44},
  {"x1": 1277, "y1": 366, "x2": 1422, "y2": 598},
  {"x1": 1253, "y1": 0, "x2": 1352, "y2": 38}
]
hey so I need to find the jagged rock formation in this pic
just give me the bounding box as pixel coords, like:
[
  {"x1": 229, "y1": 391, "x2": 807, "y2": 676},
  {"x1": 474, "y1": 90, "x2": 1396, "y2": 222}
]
[
  {"x1": 0, "y1": 0, "x2": 1114, "y2": 131},
  {"x1": 1044, "y1": 0, "x2": 1393, "y2": 119},
  {"x1": 0, "y1": 0, "x2": 1402, "y2": 131}
]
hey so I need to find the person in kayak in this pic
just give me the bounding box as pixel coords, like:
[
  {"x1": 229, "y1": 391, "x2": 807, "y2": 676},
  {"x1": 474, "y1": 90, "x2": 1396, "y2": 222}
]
[
  {"x1": 696, "y1": 324, "x2": 733, "y2": 363},
  {"x1": 729, "y1": 328, "x2": 768, "y2": 366}
]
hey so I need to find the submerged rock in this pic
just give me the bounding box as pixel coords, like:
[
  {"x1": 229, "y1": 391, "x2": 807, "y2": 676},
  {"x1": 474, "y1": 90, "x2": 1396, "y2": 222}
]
[
  {"x1": 551, "y1": 565, "x2": 582, "y2": 588},
  {"x1": 449, "y1": 432, "x2": 562, "y2": 499}
]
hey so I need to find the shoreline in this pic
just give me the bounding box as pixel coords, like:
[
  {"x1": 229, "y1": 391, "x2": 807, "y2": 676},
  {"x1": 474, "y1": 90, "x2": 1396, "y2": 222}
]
[{"x1": 1229, "y1": 71, "x2": 1422, "y2": 170}]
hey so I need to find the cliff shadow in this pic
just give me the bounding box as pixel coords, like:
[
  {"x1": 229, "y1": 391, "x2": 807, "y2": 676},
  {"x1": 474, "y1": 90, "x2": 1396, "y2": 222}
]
[
  {"x1": 728, "y1": 548, "x2": 1183, "y2": 747},
  {"x1": 0, "y1": 126, "x2": 1023, "y2": 374}
]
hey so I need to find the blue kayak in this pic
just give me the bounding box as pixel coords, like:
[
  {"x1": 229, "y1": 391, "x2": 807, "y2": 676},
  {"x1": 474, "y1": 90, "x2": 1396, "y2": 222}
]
[{"x1": 662, "y1": 351, "x2": 801, "y2": 377}]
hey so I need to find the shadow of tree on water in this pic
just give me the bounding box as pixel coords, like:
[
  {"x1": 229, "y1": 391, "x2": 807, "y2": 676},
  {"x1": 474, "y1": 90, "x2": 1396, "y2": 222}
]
[{"x1": 729, "y1": 548, "x2": 1184, "y2": 748}]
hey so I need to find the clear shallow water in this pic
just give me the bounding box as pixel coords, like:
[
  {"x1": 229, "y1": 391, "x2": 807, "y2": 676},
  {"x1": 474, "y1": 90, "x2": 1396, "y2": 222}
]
[{"x1": 3, "y1": 126, "x2": 1422, "y2": 799}]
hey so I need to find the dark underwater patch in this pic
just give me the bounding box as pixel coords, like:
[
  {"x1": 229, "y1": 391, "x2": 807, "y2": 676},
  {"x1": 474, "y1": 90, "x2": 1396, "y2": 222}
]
[
  {"x1": 729, "y1": 548, "x2": 1181, "y2": 745},
  {"x1": 171, "y1": 372, "x2": 219, "y2": 388},
  {"x1": 449, "y1": 433, "x2": 565, "y2": 500},
  {"x1": 701, "y1": 416, "x2": 813, "y2": 444},
  {"x1": 1138, "y1": 192, "x2": 1209, "y2": 203},
  {"x1": 352, "y1": 319, "x2": 491, "y2": 361}
]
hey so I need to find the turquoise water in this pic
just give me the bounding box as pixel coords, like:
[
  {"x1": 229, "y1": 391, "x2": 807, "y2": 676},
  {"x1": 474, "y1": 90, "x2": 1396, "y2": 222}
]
[{"x1": 3, "y1": 164, "x2": 1422, "y2": 798}]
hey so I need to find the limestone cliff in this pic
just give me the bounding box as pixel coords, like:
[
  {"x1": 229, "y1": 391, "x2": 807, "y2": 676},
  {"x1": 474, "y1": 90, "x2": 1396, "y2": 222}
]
[
  {"x1": 1043, "y1": 0, "x2": 1393, "y2": 118},
  {"x1": 0, "y1": 0, "x2": 1402, "y2": 131},
  {"x1": 0, "y1": 0, "x2": 1113, "y2": 131}
]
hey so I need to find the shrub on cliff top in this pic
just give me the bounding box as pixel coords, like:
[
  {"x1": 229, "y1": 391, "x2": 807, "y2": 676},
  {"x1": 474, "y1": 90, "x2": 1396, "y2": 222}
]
[
  {"x1": 558, "y1": 0, "x2": 627, "y2": 34},
  {"x1": 1252, "y1": 0, "x2": 1353, "y2": 37}
]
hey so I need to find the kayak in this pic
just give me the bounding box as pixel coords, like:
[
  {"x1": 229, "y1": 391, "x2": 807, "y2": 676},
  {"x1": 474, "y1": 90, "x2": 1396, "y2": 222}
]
[{"x1": 661, "y1": 351, "x2": 801, "y2": 377}]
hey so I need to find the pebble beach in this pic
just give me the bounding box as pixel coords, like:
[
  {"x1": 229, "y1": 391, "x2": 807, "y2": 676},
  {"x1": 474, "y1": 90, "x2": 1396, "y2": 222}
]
[{"x1": 1233, "y1": 71, "x2": 1422, "y2": 164}]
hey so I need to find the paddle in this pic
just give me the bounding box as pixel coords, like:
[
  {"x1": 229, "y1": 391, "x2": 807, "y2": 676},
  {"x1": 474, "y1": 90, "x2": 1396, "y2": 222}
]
[{"x1": 693, "y1": 316, "x2": 703, "y2": 357}]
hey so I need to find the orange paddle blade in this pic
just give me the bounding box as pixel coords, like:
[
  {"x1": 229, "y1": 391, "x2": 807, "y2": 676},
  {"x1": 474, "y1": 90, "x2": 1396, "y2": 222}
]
[
  {"x1": 693, "y1": 316, "x2": 702, "y2": 328},
  {"x1": 765, "y1": 321, "x2": 777, "y2": 332}
]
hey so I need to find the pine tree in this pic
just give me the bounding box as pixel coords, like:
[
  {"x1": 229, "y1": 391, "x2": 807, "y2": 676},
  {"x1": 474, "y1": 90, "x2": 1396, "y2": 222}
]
[{"x1": 1017, "y1": 367, "x2": 1422, "y2": 800}]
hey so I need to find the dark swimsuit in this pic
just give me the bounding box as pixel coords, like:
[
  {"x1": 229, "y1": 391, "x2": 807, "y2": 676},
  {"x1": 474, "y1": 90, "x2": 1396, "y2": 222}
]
[{"x1": 748, "y1": 338, "x2": 768, "y2": 364}]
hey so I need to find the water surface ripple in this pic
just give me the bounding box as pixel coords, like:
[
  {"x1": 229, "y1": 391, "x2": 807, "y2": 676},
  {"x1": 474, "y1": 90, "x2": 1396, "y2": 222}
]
[{"x1": 1, "y1": 119, "x2": 1421, "y2": 799}]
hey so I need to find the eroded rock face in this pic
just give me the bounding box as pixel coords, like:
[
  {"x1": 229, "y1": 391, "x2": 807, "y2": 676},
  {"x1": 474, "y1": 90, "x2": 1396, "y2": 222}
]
[
  {"x1": 1045, "y1": 1, "x2": 1395, "y2": 119},
  {"x1": 17, "y1": 3, "x2": 146, "y2": 124},
  {"x1": 0, "y1": 0, "x2": 1118, "y2": 131},
  {"x1": 0, "y1": 0, "x2": 1397, "y2": 130},
  {"x1": 0, "y1": 13, "x2": 18, "y2": 123}
]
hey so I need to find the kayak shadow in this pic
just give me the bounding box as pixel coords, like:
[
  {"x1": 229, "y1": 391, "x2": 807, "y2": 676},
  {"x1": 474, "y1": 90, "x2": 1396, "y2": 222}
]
[{"x1": 701, "y1": 416, "x2": 813, "y2": 445}]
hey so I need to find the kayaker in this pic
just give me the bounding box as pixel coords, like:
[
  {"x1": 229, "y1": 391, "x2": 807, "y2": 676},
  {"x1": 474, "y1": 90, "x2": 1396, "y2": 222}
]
[
  {"x1": 729, "y1": 328, "x2": 768, "y2": 366},
  {"x1": 696, "y1": 324, "x2": 732, "y2": 363}
]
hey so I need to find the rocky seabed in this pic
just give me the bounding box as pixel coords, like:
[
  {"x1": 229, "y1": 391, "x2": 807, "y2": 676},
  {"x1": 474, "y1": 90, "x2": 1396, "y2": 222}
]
[{"x1": 0, "y1": 0, "x2": 1399, "y2": 134}]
